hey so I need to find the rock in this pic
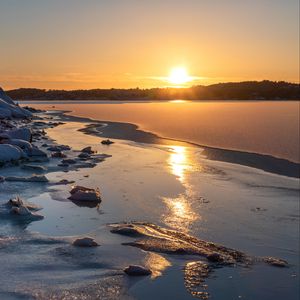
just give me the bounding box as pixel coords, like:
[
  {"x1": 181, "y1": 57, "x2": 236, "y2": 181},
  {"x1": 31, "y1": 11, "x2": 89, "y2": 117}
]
[
  {"x1": 0, "y1": 176, "x2": 4, "y2": 182},
  {"x1": 0, "y1": 107, "x2": 12, "y2": 119},
  {"x1": 10, "y1": 206, "x2": 44, "y2": 220},
  {"x1": 72, "y1": 237, "x2": 99, "y2": 247},
  {"x1": 47, "y1": 145, "x2": 71, "y2": 151},
  {"x1": 101, "y1": 139, "x2": 114, "y2": 145},
  {"x1": 27, "y1": 147, "x2": 48, "y2": 157},
  {"x1": 69, "y1": 186, "x2": 101, "y2": 202},
  {"x1": 81, "y1": 146, "x2": 95, "y2": 154},
  {"x1": 264, "y1": 257, "x2": 288, "y2": 268},
  {"x1": 51, "y1": 151, "x2": 67, "y2": 158},
  {"x1": 74, "y1": 162, "x2": 97, "y2": 168},
  {"x1": 9, "y1": 196, "x2": 43, "y2": 220},
  {"x1": 78, "y1": 152, "x2": 90, "y2": 159},
  {"x1": 5, "y1": 175, "x2": 48, "y2": 182},
  {"x1": 124, "y1": 265, "x2": 152, "y2": 276},
  {"x1": 21, "y1": 164, "x2": 46, "y2": 172},
  {"x1": 0, "y1": 88, "x2": 18, "y2": 105},
  {"x1": 61, "y1": 159, "x2": 76, "y2": 164},
  {"x1": 7, "y1": 197, "x2": 41, "y2": 211},
  {"x1": 207, "y1": 253, "x2": 223, "y2": 263},
  {"x1": 70, "y1": 185, "x2": 95, "y2": 194},
  {"x1": 7, "y1": 138, "x2": 32, "y2": 151},
  {"x1": 3, "y1": 128, "x2": 32, "y2": 142},
  {"x1": 0, "y1": 144, "x2": 26, "y2": 163},
  {"x1": 55, "y1": 179, "x2": 75, "y2": 185},
  {"x1": 110, "y1": 226, "x2": 144, "y2": 237},
  {"x1": 0, "y1": 94, "x2": 32, "y2": 119}
]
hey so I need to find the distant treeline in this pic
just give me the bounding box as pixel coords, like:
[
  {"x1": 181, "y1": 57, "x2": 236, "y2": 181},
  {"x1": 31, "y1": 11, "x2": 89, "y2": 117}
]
[{"x1": 6, "y1": 81, "x2": 300, "y2": 101}]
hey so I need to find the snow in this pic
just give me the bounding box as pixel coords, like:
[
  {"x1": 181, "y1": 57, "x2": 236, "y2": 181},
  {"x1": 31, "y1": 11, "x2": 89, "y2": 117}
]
[{"x1": 0, "y1": 144, "x2": 26, "y2": 163}]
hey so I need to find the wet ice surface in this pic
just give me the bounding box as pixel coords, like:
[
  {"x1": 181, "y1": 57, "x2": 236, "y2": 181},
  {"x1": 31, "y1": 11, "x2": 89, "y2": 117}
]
[{"x1": 0, "y1": 117, "x2": 299, "y2": 300}]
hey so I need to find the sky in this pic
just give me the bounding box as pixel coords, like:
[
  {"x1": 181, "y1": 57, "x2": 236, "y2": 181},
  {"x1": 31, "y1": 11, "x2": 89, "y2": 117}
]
[{"x1": 0, "y1": 0, "x2": 299, "y2": 90}]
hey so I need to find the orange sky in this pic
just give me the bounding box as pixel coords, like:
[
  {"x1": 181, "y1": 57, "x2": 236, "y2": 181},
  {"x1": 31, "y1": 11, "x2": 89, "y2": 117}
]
[{"x1": 0, "y1": 0, "x2": 299, "y2": 90}]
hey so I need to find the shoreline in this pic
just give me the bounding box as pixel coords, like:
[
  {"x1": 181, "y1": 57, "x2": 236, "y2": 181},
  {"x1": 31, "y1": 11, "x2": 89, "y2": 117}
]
[
  {"x1": 52, "y1": 110, "x2": 299, "y2": 178},
  {"x1": 1, "y1": 106, "x2": 299, "y2": 300}
]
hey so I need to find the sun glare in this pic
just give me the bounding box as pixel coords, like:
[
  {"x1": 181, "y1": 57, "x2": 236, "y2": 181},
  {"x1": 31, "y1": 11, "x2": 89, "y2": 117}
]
[{"x1": 168, "y1": 67, "x2": 190, "y2": 85}]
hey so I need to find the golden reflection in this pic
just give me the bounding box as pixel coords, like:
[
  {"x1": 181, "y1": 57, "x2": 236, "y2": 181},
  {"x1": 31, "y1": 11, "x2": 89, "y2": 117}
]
[
  {"x1": 144, "y1": 252, "x2": 171, "y2": 279},
  {"x1": 163, "y1": 145, "x2": 201, "y2": 232},
  {"x1": 163, "y1": 195, "x2": 198, "y2": 232},
  {"x1": 169, "y1": 145, "x2": 190, "y2": 182},
  {"x1": 169, "y1": 100, "x2": 187, "y2": 103}
]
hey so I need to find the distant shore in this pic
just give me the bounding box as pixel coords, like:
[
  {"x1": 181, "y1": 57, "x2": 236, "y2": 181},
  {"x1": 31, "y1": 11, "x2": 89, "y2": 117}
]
[{"x1": 6, "y1": 80, "x2": 300, "y2": 101}]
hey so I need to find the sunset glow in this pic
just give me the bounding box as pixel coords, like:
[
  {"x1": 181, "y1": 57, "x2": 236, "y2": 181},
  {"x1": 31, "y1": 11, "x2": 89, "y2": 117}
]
[
  {"x1": 168, "y1": 67, "x2": 191, "y2": 85},
  {"x1": 0, "y1": 1, "x2": 298, "y2": 89}
]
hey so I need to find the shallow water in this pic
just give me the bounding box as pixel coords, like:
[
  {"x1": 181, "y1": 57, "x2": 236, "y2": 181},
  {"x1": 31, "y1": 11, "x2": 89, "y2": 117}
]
[
  {"x1": 0, "y1": 112, "x2": 299, "y2": 299},
  {"x1": 23, "y1": 100, "x2": 300, "y2": 162}
]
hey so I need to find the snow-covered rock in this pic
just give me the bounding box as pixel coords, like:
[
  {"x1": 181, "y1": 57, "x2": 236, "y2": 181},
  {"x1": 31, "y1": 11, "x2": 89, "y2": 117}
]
[
  {"x1": 2, "y1": 127, "x2": 32, "y2": 142},
  {"x1": 0, "y1": 98, "x2": 32, "y2": 119},
  {"x1": 10, "y1": 204, "x2": 43, "y2": 220},
  {"x1": 0, "y1": 108, "x2": 12, "y2": 119},
  {"x1": 7, "y1": 197, "x2": 41, "y2": 211},
  {"x1": 27, "y1": 147, "x2": 47, "y2": 157},
  {"x1": 0, "y1": 88, "x2": 32, "y2": 118},
  {"x1": 0, "y1": 144, "x2": 26, "y2": 163},
  {"x1": 0, "y1": 88, "x2": 15, "y2": 105},
  {"x1": 7, "y1": 138, "x2": 32, "y2": 151}
]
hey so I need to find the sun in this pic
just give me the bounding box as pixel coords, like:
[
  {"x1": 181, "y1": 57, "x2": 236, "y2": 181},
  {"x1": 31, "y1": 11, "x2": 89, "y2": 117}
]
[{"x1": 168, "y1": 67, "x2": 190, "y2": 85}]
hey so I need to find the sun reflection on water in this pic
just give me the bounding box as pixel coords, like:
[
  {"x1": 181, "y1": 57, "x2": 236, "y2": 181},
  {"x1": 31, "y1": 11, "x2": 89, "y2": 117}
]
[
  {"x1": 162, "y1": 145, "x2": 199, "y2": 232},
  {"x1": 169, "y1": 145, "x2": 190, "y2": 182}
]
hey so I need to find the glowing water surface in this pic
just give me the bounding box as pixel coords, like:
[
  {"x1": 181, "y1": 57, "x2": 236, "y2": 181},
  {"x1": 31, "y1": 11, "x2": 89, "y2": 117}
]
[{"x1": 25, "y1": 100, "x2": 300, "y2": 162}]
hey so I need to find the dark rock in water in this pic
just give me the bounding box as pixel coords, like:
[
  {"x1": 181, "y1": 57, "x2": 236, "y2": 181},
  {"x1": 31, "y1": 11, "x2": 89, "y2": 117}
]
[
  {"x1": 81, "y1": 146, "x2": 96, "y2": 154},
  {"x1": 62, "y1": 159, "x2": 76, "y2": 164},
  {"x1": 52, "y1": 151, "x2": 67, "y2": 158},
  {"x1": 0, "y1": 176, "x2": 4, "y2": 182},
  {"x1": 70, "y1": 185, "x2": 95, "y2": 194},
  {"x1": 47, "y1": 145, "x2": 71, "y2": 151},
  {"x1": 7, "y1": 196, "x2": 41, "y2": 211},
  {"x1": 73, "y1": 237, "x2": 99, "y2": 247},
  {"x1": 55, "y1": 179, "x2": 75, "y2": 185},
  {"x1": 101, "y1": 139, "x2": 114, "y2": 145},
  {"x1": 110, "y1": 225, "x2": 144, "y2": 237},
  {"x1": 78, "y1": 152, "x2": 90, "y2": 159},
  {"x1": 264, "y1": 257, "x2": 288, "y2": 268},
  {"x1": 207, "y1": 253, "x2": 223, "y2": 263},
  {"x1": 124, "y1": 265, "x2": 152, "y2": 276},
  {"x1": 69, "y1": 185, "x2": 101, "y2": 203}
]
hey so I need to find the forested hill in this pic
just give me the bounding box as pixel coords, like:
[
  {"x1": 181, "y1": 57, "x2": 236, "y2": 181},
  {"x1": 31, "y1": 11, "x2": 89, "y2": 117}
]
[{"x1": 6, "y1": 81, "x2": 300, "y2": 101}]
